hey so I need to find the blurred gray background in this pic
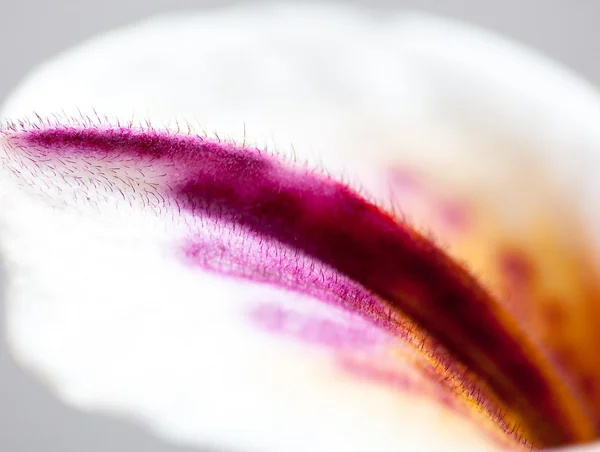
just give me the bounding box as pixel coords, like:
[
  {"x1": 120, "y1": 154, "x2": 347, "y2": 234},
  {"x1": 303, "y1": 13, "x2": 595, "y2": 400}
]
[{"x1": 0, "y1": 1, "x2": 597, "y2": 451}]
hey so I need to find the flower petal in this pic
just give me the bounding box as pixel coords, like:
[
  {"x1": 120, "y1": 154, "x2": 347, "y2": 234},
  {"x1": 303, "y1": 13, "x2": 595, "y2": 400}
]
[{"x1": 3, "y1": 3, "x2": 600, "y2": 451}]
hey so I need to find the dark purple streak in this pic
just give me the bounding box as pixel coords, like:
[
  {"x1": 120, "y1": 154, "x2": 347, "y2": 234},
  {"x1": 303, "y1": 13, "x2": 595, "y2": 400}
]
[{"x1": 8, "y1": 124, "x2": 594, "y2": 447}]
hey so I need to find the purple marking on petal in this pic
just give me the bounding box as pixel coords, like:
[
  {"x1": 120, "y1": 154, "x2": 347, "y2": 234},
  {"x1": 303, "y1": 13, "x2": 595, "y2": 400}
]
[
  {"x1": 437, "y1": 200, "x2": 471, "y2": 232},
  {"x1": 249, "y1": 303, "x2": 386, "y2": 350},
  {"x1": 2, "y1": 122, "x2": 590, "y2": 446},
  {"x1": 181, "y1": 232, "x2": 406, "y2": 336}
]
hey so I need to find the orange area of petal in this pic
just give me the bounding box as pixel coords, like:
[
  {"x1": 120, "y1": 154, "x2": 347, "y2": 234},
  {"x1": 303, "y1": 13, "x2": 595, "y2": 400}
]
[{"x1": 388, "y1": 165, "x2": 600, "y2": 437}]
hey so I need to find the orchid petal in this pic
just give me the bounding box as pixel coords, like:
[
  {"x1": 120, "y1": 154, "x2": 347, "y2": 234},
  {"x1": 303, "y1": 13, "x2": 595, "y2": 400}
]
[{"x1": 2, "y1": 3, "x2": 600, "y2": 451}]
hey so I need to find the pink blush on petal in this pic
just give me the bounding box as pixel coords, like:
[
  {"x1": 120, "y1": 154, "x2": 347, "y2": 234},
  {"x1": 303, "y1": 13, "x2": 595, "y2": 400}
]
[{"x1": 248, "y1": 303, "x2": 388, "y2": 351}]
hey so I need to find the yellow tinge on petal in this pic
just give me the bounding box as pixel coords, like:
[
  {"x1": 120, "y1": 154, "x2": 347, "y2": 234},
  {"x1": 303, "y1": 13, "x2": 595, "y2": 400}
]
[{"x1": 388, "y1": 159, "x2": 600, "y2": 435}]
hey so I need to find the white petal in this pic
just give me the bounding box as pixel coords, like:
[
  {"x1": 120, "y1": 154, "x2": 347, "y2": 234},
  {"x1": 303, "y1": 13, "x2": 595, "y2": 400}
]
[{"x1": 2, "y1": 3, "x2": 600, "y2": 451}]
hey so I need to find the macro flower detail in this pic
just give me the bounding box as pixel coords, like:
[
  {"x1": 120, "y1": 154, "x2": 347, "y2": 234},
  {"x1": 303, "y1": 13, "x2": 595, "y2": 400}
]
[
  {"x1": 0, "y1": 119, "x2": 596, "y2": 448},
  {"x1": 2, "y1": 4, "x2": 600, "y2": 452}
]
